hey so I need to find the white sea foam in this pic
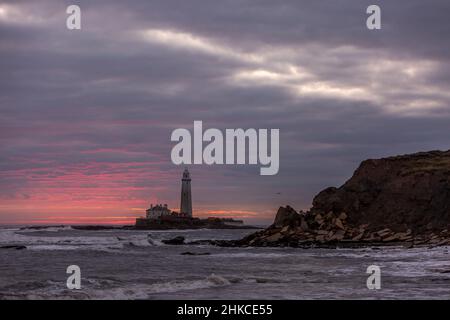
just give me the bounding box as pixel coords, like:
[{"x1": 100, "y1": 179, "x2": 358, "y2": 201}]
[
  {"x1": 0, "y1": 227, "x2": 162, "y2": 252},
  {"x1": 88, "y1": 274, "x2": 231, "y2": 299},
  {"x1": 2, "y1": 226, "x2": 450, "y2": 300},
  {"x1": 1, "y1": 274, "x2": 232, "y2": 300},
  {"x1": 18, "y1": 226, "x2": 74, "y2": 233}
]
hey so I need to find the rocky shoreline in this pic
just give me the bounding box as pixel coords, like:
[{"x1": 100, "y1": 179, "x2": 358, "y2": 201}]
[
  {"x1": 228, "y1": 206, "x2": 450, "y2": 249},
  {"x1": 160, "y1": 222, "x2": 450, "y2": 249}
]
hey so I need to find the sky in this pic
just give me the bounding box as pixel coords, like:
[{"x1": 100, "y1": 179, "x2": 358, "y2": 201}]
[{"x1": 1, "y1": 0, "x2": 450, "y2": 225}]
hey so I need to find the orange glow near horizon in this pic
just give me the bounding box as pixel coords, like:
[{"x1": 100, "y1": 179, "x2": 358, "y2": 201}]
[
  {"x1": 0, "y1": 203, "x2": 274, "y2": 225},
  {"x1": 0, "y1": 157, "x2": 278, "y2": 225}
]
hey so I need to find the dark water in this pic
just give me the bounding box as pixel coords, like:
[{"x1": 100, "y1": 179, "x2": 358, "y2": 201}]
[{"x1": 0, "y1": 226, "x2": 449, "y2": 299}]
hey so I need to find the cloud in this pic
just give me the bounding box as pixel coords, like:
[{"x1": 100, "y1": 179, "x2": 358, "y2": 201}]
[{"x1": 1, "y1": 0, "x2": 450, "y2": 224}]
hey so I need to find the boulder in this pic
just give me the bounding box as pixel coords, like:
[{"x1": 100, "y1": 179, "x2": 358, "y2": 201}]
[
  {"x1": 300, "y1": 219, "x2": 309, "y2": 231},
  {"x1": 315, "y1": 235, "x2": 325, "y2": 242},
  {"x1": 382, "y1": 234, "x2": 399, "y2": 242},
  {"x1": 339, "y1": 212, "x2": 348, "y2": 220},
  {"x1": 273, "y1": 206, "x2": 301, "y2": 228},
  {"x1": 265, "y1": 233, "x2": 283, "y2": 243},
  {"x1": 181, "y1": 251, "x2": 210, "y2": 256},
  {"x1": 162, "y1": 236, "x2": 185, "y2": 245},
  {"x1": 335, "y1": 218, "x2": 345, "y2": 230},
  {"x1": 352, "y1": 233, "x2": 364, "y2": 241},
  {"x1": 331, "y1": 230, "x2": 345, "y2": 241},
  {"x1": 0, "y1": 245, "x2": 26, "y2": 250}
]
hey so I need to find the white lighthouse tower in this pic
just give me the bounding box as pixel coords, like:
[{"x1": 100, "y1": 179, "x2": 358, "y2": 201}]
[{"x1": 180, "y1": 168, "x2": 192, "y2": 217}]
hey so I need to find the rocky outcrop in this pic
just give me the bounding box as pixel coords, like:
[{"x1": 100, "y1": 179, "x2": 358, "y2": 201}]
[
  {"x1": 0, "y1": 245, "x2": 27, "y2": 250},
  {"x1": 238, "y1": 150, "x2": 450, "y2": 248},
  {"x1": 273, "y1": 206, "x2": 302, "y2": 227},
  {"x1": 181, "y1": 251, "x2": 211, "y2": 256},
  {"x1": 311, "y1": 150, "x2": 450, "y2": 232},
  {"x1": 162, "y1": 236, "x2": 185, "y2": 245}
]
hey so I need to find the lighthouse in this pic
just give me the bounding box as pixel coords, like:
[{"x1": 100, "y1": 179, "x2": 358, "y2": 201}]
[{"x1": 180, "y1": 168, "x2": 192, "y2": 217}]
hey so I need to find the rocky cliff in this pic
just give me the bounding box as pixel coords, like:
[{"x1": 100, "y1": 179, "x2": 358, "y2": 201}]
[{"x1": 239, "y1": 150, "x2": 450, "y2": 248}]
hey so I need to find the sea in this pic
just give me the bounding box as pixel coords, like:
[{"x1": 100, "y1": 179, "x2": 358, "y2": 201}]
[{"x1": 0, "y1": 225, "x2": 449, "y2": 299}]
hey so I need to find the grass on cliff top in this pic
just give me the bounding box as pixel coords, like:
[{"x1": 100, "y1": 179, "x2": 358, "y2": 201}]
[{"x1": 400, "y1": 157, "x2": 450, "y2": 175}]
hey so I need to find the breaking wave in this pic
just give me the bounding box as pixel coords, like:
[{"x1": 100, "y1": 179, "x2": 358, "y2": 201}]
[
  {"x1": 0, "y1": 274, "x2": 232, "y2": 300},
  {"x1": 0, "y1": 227, "x2": 163, "y2": 252},
  {"x1": 92, "y1": 274, "x2": 231, "y2": 299},
  {"x1": 19, "y1": 226, "x2": 74, "y2": 232}
]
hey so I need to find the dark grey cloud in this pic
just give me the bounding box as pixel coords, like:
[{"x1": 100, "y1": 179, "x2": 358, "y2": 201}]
[{"x1": 1, "y1": 0, "x2": 450, "y2": 223}]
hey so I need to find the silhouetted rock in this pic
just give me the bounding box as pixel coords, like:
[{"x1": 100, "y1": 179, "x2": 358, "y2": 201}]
[
  {"x1": 162, "y1": 236, "x2": 185, "y2": 245},
  {"x1": 1, "y1": 245, "x2": 26, "y2": 250},
  {"x1": 273, "y1": 206, "x2": 301, "y2": 228},
  {"x1": 181, "y1": 251, "x2": 211, "y2": 255},
  {"x1": 311, "y1": 150, "x2": 450, "y2": 233}
]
